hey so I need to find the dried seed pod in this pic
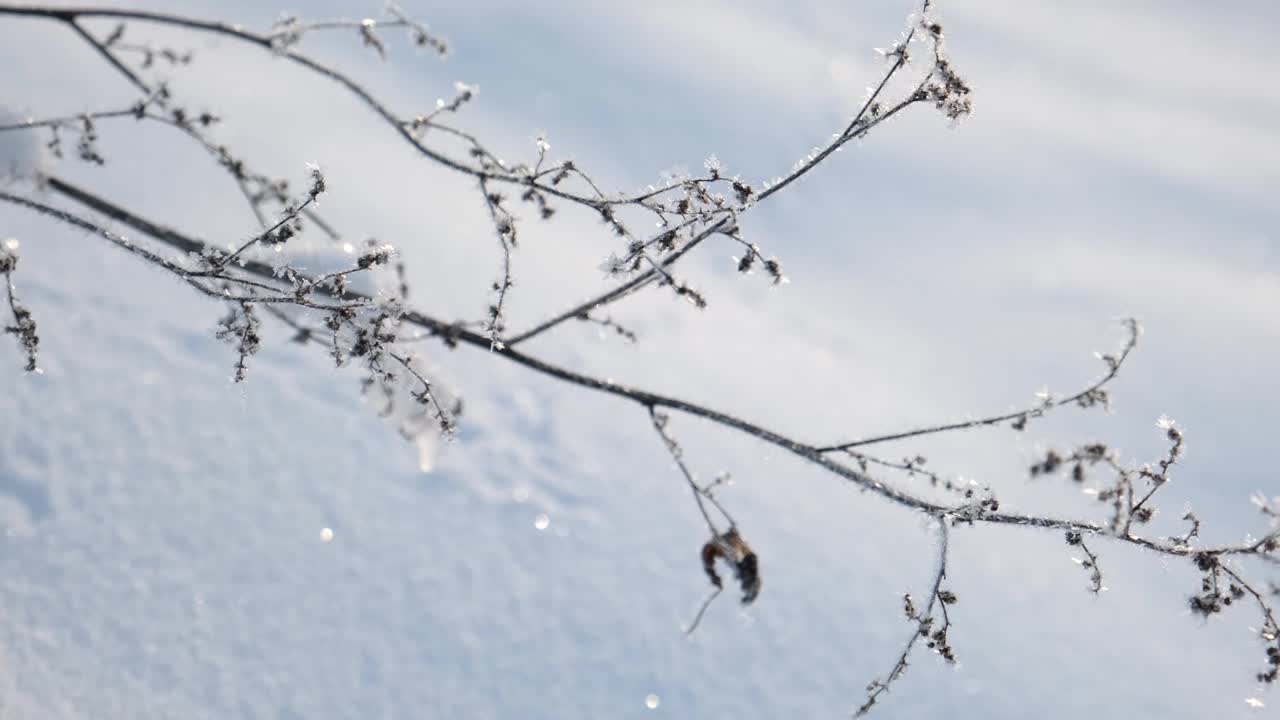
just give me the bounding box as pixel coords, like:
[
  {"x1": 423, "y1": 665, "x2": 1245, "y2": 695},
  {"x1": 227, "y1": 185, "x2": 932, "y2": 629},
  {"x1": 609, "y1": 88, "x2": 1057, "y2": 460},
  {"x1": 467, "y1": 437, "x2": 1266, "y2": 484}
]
[{"x1": 700, "y1": 528, "x2": 761, "y2": 604}]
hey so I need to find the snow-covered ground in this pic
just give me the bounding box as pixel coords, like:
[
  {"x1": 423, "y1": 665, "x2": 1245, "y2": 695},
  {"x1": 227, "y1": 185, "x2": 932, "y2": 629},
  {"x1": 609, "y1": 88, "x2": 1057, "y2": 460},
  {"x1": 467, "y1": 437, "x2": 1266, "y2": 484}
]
[{"x1": 2, "y1": 1, "x2": 1278, "y2": 718}]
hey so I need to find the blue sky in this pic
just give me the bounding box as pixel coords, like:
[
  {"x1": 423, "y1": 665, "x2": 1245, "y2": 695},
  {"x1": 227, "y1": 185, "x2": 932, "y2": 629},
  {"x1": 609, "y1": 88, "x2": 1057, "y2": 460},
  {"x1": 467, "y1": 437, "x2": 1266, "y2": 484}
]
[{"x1": 1, "y1": 1, "x2": 1278, "y2": 718}]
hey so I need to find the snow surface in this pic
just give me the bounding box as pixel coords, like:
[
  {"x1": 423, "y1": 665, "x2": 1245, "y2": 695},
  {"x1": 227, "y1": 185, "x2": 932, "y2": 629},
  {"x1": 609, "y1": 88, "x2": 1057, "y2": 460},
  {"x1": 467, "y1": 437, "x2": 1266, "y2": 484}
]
[{"x1": 2, "y1": 1, "x2": 1279, "y2": 718}]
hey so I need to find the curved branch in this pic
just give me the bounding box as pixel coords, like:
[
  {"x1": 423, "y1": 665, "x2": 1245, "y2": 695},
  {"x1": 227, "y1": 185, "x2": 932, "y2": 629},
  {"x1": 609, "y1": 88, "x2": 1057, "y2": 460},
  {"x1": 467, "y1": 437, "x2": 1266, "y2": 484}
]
[
  {"x1": 817, "y1": 320, "x2": 1138, "y2": 452},
  {"x1": 504, "y1": 215, "x2": 733, "y2": 346},
  {"x1": 0, "y1": 1, "x2": 956, "y2": 346},
  {"x1": 4, "y1": 178, "x2": 1275, "y2": 572}
]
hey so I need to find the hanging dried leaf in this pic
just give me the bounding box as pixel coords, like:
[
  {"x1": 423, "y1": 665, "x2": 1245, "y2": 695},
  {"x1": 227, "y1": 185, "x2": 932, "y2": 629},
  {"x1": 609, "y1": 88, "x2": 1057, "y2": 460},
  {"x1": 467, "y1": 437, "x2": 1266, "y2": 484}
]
[{"x1": 701, "y1": 528, "x2": 761, "y2": 604}]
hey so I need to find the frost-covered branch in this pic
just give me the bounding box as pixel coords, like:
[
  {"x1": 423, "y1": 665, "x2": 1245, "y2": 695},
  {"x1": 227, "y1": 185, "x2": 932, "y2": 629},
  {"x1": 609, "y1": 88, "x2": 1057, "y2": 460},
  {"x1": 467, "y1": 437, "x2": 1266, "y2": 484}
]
[
  {"x1": 1, "y1": 1, "x2": 1276, "y2": 716},
  {"x1": 819, "y1": 318, "x2": 1138, "y2": 452},
  {"x1": 0, "y1": 0, "x2": 963, "y2": 344},
  {"x1": 857, "y1": 519, "x2": 956, "y2": 717},
  {"x1": 5, "y1": 177, "x2": 1279, "y2": 714},
  {"x1": 0, "y1": 239, "x2": 38, "y2": 371}
]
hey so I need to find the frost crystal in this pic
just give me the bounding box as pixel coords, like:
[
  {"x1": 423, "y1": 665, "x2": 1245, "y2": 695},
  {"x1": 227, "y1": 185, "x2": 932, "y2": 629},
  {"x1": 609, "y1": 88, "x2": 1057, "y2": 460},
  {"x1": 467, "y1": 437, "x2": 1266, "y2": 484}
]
[{"x1": 598, "y1": 252, "x2": 629, "y2": 275}]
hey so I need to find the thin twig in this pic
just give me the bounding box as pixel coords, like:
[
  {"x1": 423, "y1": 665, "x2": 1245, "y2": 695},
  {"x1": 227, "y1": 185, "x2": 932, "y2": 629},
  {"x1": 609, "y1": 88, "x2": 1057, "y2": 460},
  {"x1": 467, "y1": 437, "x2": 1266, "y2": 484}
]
[
  {"x1": 856, "y1": 519, "x2": 950, "y2": 717},
  {"x1": 505, "y1": 216, "x2": 732, "y2": 346},
  {"x1": 649, "y1": 406, "x2": 719, "y2": 535},
  {"x1": 684, "y1": 587, "x2": 723, "y2": 635},
  {"x1": 819, "y1": 319, "x2": 1138, "y2": 452}
]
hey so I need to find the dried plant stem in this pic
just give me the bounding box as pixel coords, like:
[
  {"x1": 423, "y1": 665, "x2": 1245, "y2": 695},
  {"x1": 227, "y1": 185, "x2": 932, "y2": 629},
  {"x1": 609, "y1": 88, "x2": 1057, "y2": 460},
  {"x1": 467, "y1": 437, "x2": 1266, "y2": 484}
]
[
  {"x1": 857, "y1": 520, "x2": 950, "y2": 717},
  {"x1": 3, "y1": 180, "x2": 1273, "y2": 575}
]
